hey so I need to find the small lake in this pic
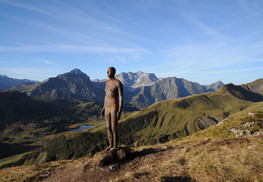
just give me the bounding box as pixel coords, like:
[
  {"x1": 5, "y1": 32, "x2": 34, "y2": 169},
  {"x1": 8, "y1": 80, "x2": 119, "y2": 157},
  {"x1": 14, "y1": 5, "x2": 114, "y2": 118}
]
[{"x1": 70, "y1": 125, "x2": 93, "y2": 132}]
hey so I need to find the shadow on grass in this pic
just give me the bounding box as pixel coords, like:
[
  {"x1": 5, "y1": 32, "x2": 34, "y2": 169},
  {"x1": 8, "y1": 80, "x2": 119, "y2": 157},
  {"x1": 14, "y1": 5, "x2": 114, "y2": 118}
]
[
  {"x1": 122, "y1": 147, "x2": 168, "y2": 163},
  {"x1": 134, "y1": 172, "x2": 150, "y2": 179},
  {"x1": 161, "y1": 176, "x2": 195, "y2": 182},
  {"x1": 0, "y1": 143, "x2": 38, "y2": 159},
  {"x1": 96, "y1": 147, "x2": 166, "y2": 167}
]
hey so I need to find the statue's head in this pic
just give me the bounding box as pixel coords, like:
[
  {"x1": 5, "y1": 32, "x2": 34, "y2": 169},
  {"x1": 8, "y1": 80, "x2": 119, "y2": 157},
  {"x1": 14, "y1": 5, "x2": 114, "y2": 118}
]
[{"x1": 107, "y1": 67, "x2": 116, "y2": 78}]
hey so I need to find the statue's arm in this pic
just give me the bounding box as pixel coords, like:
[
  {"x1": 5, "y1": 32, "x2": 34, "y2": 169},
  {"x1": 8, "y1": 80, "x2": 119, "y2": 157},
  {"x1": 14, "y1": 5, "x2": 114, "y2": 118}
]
[
  {"x1": 117, "y1": 81, "x2": 123, "y2": 120},
  {"x1": 101, "y1": 107, "x2": 105, "y2": 117},
  {"x1": 101, "y1": 82, "x2": 107, "y2": 117}
]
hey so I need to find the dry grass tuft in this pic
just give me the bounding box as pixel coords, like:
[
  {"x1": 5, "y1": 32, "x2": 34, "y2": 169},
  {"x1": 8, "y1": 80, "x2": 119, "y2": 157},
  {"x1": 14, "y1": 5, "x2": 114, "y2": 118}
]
[{"x1": 187, "y1": 136, "x2": 263, "y2": 182}]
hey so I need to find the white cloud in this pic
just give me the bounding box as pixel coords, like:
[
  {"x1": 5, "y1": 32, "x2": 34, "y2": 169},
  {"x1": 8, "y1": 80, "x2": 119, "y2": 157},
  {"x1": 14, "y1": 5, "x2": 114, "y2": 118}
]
[
  {"x1": 0, "y1": 67, "x2": 58, "y2": 80},
  {"x1": 183, "y1": 11, "x2": 235, "y2": 44},
  {"x1": 204, "y1": 66, "x2": 263, "y2": 74},
  {"x1": 0, "y1": 44, "x2": 151, "y2": 55},
  {"x1": 0, "y1": 59, "x2": 19, "y2": 64},
  {"x1": 155, "y1": 38, "x2": 263, "y2": 81},
  {"x1": 0, "y1": 0, "x2": 139, "y2": 46},
  {"x1": 109, "y1": 56, "x2": 127, "y2": 64},
  {"x1": 0, "y1": 0, "x2": 48, "y2": 14},
  {"x1": 40, "y1": 59, "x2": 57, "y2": 65},
  {"x1": 237, "y1": 0, "x2": 263, "y2": 16}
]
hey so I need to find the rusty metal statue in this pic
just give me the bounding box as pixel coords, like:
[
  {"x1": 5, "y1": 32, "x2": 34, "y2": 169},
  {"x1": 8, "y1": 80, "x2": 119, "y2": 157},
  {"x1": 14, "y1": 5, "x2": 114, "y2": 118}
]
[{"x1": 101, "y1": 67, "x2": 123, "y2": 152}]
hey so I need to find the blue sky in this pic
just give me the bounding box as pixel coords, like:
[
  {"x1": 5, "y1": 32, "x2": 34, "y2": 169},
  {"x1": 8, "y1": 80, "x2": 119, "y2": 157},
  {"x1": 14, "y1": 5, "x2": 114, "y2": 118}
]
[{"x1": 0, "y1": 0, "x2": 262, "y2": 84}]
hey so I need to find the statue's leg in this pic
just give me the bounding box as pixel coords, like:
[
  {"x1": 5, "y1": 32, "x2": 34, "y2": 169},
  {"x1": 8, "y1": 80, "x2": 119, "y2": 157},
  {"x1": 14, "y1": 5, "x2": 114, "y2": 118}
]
[
  {"x1": 105, "y1": 110, "x2": 113, "y2": 150},
  {"x1": 111, "y1": 111, "x2": 118, "y2": 151}
]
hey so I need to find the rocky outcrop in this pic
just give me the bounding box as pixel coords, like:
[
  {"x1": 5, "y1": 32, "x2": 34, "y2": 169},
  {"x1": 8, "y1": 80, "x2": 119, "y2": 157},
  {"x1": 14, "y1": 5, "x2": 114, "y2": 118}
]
[{"x1": 196, "y1": 116, "x2": 219, "y2": 130}]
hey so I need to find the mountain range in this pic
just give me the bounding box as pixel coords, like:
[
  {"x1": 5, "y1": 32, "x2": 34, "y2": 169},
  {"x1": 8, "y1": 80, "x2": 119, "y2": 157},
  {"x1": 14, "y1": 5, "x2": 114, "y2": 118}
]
[{"x1": 5, "y1": 68, "x2": 224, "y2": 108}]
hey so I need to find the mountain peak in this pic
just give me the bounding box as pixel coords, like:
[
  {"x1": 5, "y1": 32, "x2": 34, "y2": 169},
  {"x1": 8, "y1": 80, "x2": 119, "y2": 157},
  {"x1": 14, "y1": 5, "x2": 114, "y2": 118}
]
[
  {"x1": 214, "y1": 81, "x2": 224, "y2": 85},
  {"x1": 64, "y1": 68, "x2": 89, "y2": 79},
  {"x1": 58, "y1": 68, "x2": 91, "y2": 82},
  {"x1": 70, "y1": 68, "x2": 84, "y2": 74},
  {"x1": 136, "y1": 70, "x2": 144, "y2": 74}
]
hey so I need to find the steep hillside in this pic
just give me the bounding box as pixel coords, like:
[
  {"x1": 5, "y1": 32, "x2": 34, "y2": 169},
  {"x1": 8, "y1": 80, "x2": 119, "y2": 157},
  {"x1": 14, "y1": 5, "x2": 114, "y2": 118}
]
[
  {"x1": 220, "y1": 83, "x2": 263, "y2": 101},
  {"x1": 241, "y1": 78, "x2": 263, "y2": 96},
  {"x1": 5, "y1": 83, "x2": 262, "y2": 168}
]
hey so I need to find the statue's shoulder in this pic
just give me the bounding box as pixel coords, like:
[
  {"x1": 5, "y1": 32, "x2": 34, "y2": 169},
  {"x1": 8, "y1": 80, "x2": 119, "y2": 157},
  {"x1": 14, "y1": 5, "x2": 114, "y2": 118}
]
[{"x1": 115, "y1": 79, "x2": 123, "y2": 87}]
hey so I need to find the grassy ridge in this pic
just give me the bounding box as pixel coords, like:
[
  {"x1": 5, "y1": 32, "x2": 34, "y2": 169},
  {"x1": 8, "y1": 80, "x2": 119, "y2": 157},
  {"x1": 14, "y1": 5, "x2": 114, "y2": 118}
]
[{"x1": 117, "y1": 84, "x2": 259, "y2": 144}]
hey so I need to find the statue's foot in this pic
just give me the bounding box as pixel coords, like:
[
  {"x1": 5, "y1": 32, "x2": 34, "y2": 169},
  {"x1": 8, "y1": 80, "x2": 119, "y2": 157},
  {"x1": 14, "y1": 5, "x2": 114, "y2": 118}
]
[
  {"x1": 105, "y1": 146, "x2": 112, "y2": 151},
  {"x1": 109, "y1": 147, "x2": 117, "y2": 153}
]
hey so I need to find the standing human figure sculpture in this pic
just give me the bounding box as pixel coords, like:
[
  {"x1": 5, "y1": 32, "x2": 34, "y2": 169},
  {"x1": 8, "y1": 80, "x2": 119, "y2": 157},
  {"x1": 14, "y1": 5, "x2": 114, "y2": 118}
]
[{"x1": 101, "y1": 67, "x2": 123, "y2": 152}]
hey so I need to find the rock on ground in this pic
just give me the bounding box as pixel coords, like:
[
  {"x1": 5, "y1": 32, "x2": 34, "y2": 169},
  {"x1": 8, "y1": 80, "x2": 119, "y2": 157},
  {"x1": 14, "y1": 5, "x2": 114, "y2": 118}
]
[{"x1": 92, "y1": 146, "x2": 134, "y2": 166}]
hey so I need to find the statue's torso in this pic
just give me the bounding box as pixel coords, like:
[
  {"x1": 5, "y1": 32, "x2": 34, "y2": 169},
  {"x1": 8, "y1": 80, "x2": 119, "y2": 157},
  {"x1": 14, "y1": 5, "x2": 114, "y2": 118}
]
[{"x1": 105, "y1": 79, "x2": 119, "y2": 111}]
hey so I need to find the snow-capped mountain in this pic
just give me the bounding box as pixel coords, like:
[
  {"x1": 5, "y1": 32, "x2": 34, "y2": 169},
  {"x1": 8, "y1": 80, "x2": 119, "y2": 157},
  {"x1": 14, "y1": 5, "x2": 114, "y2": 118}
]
[{"x1": 115, "y1": 71, "x2": 159, "y2": 89}]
